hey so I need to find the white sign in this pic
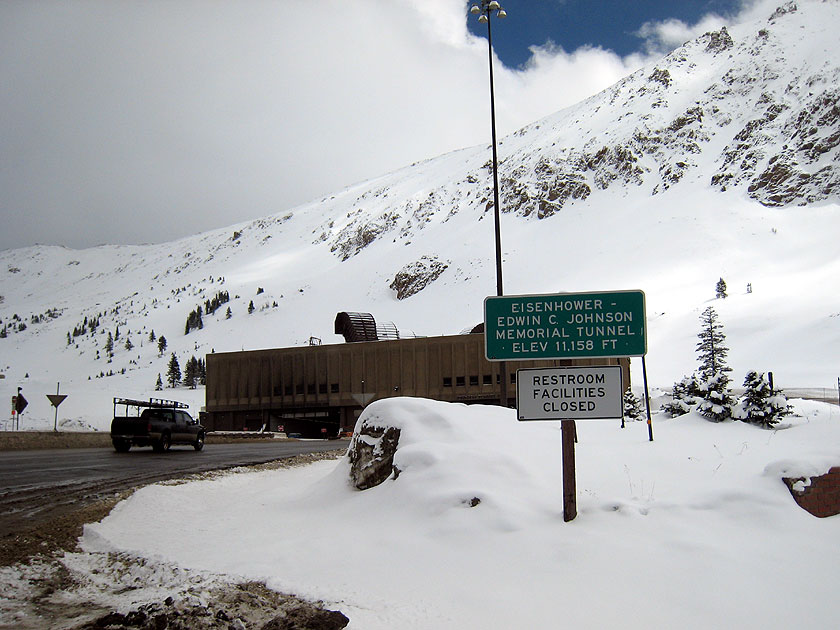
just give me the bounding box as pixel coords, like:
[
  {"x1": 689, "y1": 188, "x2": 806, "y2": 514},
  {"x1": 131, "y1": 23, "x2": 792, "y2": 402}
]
[{"x1": 516, "y1": 366, "x2": 623, "y2": 421}]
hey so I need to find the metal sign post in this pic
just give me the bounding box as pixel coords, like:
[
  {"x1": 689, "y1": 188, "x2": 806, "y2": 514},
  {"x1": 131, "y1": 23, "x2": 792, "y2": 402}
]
[{"x1": 46, "y1": 383, "x2": 68, "y2": 432}]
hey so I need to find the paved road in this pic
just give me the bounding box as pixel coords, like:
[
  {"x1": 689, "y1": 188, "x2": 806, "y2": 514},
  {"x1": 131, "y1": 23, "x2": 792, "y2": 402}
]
[{"x1": 0, "y1": 440, "x2": 347, "y2": 539}]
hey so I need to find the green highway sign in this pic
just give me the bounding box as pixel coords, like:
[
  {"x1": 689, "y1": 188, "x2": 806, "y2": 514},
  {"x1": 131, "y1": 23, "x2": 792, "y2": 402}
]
[{"x1": 484, "y1": 290, "x2": 646, "y2": 361}]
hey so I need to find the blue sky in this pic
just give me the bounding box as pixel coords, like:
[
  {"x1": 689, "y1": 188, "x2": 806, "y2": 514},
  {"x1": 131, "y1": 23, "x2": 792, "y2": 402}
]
[{"x1": 467, "y1": 0, "x2": 743, "y2": 66}]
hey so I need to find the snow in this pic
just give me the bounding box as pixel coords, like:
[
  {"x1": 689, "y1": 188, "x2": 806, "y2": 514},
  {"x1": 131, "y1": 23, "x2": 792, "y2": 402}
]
[
  {"x1": 75, "y1": 396, "x2": 840, "y2": 629},
  {"x1": 1, "y1": 2, "x2": 840, "y2": 625}
]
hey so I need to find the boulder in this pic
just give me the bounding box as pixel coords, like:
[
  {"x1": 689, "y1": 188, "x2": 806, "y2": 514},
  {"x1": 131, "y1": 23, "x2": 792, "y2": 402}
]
[{"x1": 347, "y1": 424, "x2": 402, "y2": 490}]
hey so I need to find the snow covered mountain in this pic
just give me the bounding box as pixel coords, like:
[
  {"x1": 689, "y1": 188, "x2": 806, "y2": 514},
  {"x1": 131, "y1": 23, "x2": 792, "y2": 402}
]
[{"x1": 1, "y1": 0, "x2": 838, "y2": 430}]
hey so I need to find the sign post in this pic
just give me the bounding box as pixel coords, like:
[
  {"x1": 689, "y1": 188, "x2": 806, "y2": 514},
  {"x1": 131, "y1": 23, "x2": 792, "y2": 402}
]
[
  {"x1": 483, "y1": 290, "x2": 648, "y2": 523},
  {"x1": 46, "y1": 383, "x2": 68, "y2": 432},
  {"x1": 517, "y1": 365, "x2": 624, "y2": 521}
]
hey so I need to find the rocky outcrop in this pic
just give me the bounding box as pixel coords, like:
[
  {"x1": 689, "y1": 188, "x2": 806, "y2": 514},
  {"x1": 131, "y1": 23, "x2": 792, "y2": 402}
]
[{"x1": 389, "y1": 256, "x2": 449, "y2": 300}]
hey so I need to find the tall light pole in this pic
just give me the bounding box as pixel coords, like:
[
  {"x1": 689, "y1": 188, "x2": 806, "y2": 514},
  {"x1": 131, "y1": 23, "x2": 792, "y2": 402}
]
[
  {"x1": 470, "y1": 1, "x2": 508, "y2": 405},
  {"x1": 470, "y1": 0, "x2": 506, "y2": 298}
]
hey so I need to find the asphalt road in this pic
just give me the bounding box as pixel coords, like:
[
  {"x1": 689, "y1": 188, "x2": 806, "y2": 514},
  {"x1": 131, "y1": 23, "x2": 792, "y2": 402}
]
[{"x1": 0, "y1": 440, "x2": 347, "y2": 539}]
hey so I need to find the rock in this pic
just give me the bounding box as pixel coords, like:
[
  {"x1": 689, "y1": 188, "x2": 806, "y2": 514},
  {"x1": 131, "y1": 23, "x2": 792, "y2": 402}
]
[
  {"x1": 347, "y1": 424, "x2": 402, "y2": 490},
  {"x1": 261, "y1": 606, "x2": 350, "y2": 630},
  {"x1": 389, "y1": 256, "x2": 449, "y2": 300}
]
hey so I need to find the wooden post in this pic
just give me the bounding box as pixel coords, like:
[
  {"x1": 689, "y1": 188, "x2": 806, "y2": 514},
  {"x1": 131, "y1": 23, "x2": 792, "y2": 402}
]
[{"x1": 562, "y1": 419, "x2": 577, "y2": 522}]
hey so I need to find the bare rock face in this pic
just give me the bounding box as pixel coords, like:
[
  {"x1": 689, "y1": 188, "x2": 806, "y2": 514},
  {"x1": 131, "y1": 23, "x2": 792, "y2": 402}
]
[
  {"x1": 389, "y1": 256, "x2": 449, "y2": 300},
  {"x1": 347, "y1": 425, "x2": 402, "y2": 490}
]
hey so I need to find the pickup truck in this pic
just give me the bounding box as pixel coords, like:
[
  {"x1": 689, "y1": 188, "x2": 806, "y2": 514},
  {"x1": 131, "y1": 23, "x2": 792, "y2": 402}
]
[{"x1": 110, "y1": 397, "x2": 206, "y2": 453}]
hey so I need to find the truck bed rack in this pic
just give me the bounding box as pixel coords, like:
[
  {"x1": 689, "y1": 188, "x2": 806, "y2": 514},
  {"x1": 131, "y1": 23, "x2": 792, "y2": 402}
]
[{"x1": 113, "y1": 397, "x2": 190, "y2": 416}]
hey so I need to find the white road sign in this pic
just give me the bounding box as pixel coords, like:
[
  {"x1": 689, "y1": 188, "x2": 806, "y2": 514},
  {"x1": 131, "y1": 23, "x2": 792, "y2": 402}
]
[{"x1": 516, "y1": 365, "x2": 624, "y2": 421}]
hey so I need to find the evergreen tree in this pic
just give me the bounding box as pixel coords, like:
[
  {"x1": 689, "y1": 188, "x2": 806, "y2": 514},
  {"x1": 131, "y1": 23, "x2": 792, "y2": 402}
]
[
  {"x1": 105, "y1": 331, "x2": 114, "y2": 358},
  {"x1": 155, "y1": 373, "x2": 163, "y2": 391},
  {"x1": 166, "y1": 353, "x2": 181, "y2": 388},
  {"x1": 157, "y1": 335, "x2": 167, "y2": 356},
  {"x1": 715, "y1": 277, "x2": 728, "y2": 299},
  {"x1": 149, "y1": 330, "x2": 156, "y2": 342},
  {"x1": 198, "y1": 358, "x2": 206, "y2": 385},
  {"x1": 226, "y1": 306, "x2": 232, "y2": 319},
  {"x1": 661, "y1": 374, "x2": 701, "y2": 417},
  {"x1": 124, "y1": 336, "x2": 133, "y2": 351},
  {"x1": 183, "y1": 356, "x2": 199, "y2": 389},
  {"x1": 185, "y1": 307, "x2": 204, "y2": 335},
  {"x1": 248, "y1": 300, "x2": 255, "y2": 314},
  {"x1": 733, "y1": 371, "x2": 792, "y2": 428},
  {"x1": 623, "y1": 390, "x2": 644, "y2": 421},
  {"x1": 695, "y1": 307, "x2": 733, "y2": 421}
]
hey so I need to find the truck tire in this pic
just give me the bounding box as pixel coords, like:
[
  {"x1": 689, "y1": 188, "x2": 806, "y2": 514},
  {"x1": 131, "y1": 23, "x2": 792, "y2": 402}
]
[
  {"x1": 193, "y1": 432, "x2": 205, "y2": 451},
  {"x1": 153, "y1": 433, "x2": 171, "y2": 452},
  {"x1": 112, "y1": 438, "x2": 131, "y2": 453}
]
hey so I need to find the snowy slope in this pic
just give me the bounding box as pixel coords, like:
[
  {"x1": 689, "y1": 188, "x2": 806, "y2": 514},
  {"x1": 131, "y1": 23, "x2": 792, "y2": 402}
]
[
  {"x1": 72, "y1": 398, "x2": 840, "y2": 629},
  {"x1": 1, "y1": 0, "x2": 838, "y2": 431}
]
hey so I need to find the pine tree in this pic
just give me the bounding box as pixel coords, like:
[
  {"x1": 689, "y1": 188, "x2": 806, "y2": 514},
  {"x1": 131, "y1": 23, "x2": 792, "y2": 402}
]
[
  {"x1": 166, "y1": 353, "x2": 181, "y2": 388},
  {"x1": 226, "y1": 306, "x2": 232, "y2": 319},
  {"x1": 105, "y1": 331, "x2": 114, "y2": 358},
  {"x1": 695, "y1": 307, "x2": 733, "y2": 421},
  {"x1": 198, "y1": 358, "x2": 206, "y2": 385},
  {"x1": 715, "y1": 277, "x2": 727, "y2": 299},
  {"x1": 248, "y1": 300, "x2": 255, "y2": 314},
  {"x1": 183, "y1": 356, "x2": 199, "y2": 389},
  {"x1": 661, "y1": 374, "x2": 701, "y2": 417},
  {"x1": 149, "y1": 330, "x2": 156, "y2": 342},
  {"x1": 623, "y1": 390, "x2": 644, "y2": 421},
  {"x1": 733, "y1": 371, "x2": 792, "y2": 428},
  {"x1": 157, "y1": 335, "x2": 167, "y2": 356},
  {"x1": 155, "y1": 373, "x2": 163, "y2": 391},
  {"x1": 124, "y1": 337, "x2": 133, "y2": 351}
]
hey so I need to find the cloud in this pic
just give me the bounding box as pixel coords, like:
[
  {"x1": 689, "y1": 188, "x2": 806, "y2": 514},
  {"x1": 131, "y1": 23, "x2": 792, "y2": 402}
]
[
  {"x1": 0, "y1": 0, "x2": 779, "y2": 251},
  {"x1": 633, "y1": 0, "x2": 784, "y2": 56}
]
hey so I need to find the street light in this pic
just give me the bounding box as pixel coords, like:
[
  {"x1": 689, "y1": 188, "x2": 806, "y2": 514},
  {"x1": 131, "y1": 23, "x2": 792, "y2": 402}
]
[
  {"x1": 470, "y1": 1, "x2": 508, "y2": 406},
  {"x1": 470, "y1": 1, "x2": 507, "y2": 298}
]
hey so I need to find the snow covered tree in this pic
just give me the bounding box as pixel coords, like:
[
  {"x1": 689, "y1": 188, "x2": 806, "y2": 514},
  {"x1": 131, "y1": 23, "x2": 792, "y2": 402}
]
[
  {"x1": 166, "y1": 353, "x2": 181, "y2": 388},
  {"x1": 155, "y1": 373, "x2": 163, "y2": 391},
  {"x1": 715, "y1": 277, "x2": 727, "y2": 299},
  {"x1": 149, "y1": 330, "x2": 156, "y2": 343},
  {"x1": 124, "y1": 336, "x2": 133, "y2": 351},
  {"x1": 696, "y1": 307, "x2": 733, "y2": 421},
  {"x1": 157, "y1": 335, "x2": 167, "y2": 356},
  {"x1": 732, "y1": 371, "x2": 792, "y2": 428},
  {"x1": 248, "y1": 300, "x2": 255, "y2": 314},
  {"x1": 661, "y1": 374, "x2": 701, "y2": 417},
  {"x1": 623, "y1": 390, "x2": 644, "y2": 421},
  {"x1": 696, "y1": 374, "x2": 734, "y2": 422},
  {"x1": 225, "y1": 306, "x2": 232, "y2": 319}
]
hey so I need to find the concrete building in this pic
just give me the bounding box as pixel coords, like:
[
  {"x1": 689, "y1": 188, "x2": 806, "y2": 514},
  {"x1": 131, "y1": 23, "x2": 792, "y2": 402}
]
[{"x1": 204, "y1": 313, "x2": 629, "y2": 436}]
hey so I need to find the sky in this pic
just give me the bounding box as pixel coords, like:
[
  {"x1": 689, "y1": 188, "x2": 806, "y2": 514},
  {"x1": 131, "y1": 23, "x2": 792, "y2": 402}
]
[{"x1": 0, "y1": 0, "x2": 771, "y2": 251}]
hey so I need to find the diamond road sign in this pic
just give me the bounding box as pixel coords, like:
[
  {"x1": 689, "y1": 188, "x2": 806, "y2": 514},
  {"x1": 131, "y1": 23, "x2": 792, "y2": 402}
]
[{"x1": 484, "y1": 290, "x2": 646, "y2": 361}]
